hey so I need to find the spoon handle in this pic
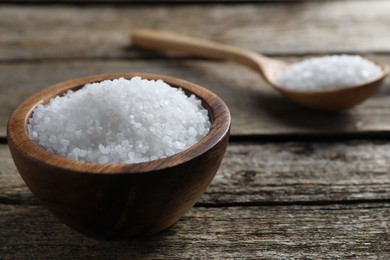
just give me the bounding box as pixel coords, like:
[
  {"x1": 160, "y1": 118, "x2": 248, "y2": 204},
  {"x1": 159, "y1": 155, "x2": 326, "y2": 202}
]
[{"x1": 132, "y1": 28, "x2": 268, "y2": 72}]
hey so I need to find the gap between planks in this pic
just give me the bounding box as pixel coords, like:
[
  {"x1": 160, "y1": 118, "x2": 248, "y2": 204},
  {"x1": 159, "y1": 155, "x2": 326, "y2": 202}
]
[{"x1": 2, "y1": 1, "x2": 390, "y2": 61}]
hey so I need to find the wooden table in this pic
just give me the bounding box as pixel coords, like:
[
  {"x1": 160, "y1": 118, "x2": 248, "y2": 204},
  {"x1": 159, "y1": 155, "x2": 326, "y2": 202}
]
[{"x1": 1, "y1": 1, "x2": 390, "y2": 258}]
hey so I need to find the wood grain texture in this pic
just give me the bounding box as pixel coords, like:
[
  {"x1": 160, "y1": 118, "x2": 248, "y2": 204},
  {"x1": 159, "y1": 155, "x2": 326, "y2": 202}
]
[
  {"x1": 0, "y1": 203, "x2": 389, "y2": 258},
  {"x1": 3, "y1": 140, "x2": 390, "y2": 206},
  {"x1": 1, "y1": 56, "x2": 390, "y2": 138},
  {"x1": 2, "y1": 1, "x2": 390, "y2": 257},
  {"x1": 205, "y1": 141, "x2": 390, "y2": 205},
  {"x1": 1, "y1": 1, "x2": 390, "y2": 61}
]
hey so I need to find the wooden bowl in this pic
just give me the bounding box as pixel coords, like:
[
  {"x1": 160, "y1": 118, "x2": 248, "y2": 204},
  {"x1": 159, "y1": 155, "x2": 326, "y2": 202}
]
[{"x1": 7, "y1": 73, "x2": 231, "y2": 239}]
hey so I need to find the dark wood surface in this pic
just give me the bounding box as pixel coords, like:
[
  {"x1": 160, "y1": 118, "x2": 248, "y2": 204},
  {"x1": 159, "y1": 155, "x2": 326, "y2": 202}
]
[
  {"x1": 1, "y1": 0, "x2": 390, "y2": 258},
  {"x1": 1, "y1": 203, "x2": 389, "y2": 258},
  {"x1": 1, "y1": 143, "x2": 390, "y2": 258}
]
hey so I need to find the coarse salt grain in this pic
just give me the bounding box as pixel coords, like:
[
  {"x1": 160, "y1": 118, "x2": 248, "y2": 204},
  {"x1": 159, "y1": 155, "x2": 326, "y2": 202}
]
[
  {"x1": 276, "y1": 55, "x2": 382, "y2": 91},
  {"x1": 27, "y1": 77, "x2": 211, "y2": 164}
]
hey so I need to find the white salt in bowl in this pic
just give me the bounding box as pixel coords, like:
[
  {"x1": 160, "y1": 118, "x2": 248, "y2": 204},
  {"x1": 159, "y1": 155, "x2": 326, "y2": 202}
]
[{"x1": 7, "y1": 73, "x2": 231, "y2": 239}]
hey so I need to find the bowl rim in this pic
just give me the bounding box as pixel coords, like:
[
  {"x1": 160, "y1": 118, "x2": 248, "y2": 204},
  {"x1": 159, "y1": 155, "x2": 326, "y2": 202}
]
[{"x1": 7, "y1": 72, "x2": 231, "y2": 174}]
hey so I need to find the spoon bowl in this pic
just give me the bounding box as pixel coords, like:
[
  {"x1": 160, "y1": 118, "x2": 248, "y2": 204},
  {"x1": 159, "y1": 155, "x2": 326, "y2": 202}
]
[
  {"x1": 7, "y1": 73, "x2": 231, "y2": 239},
  {"x1": 132, "y1": 29, "x2": 389, "y2": 111}
]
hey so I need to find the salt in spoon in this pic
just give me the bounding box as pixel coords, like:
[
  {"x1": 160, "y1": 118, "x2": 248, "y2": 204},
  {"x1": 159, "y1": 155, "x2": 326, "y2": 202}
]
[{"x1": 132, "y1": 28, "x2": 389, "y2": 111}]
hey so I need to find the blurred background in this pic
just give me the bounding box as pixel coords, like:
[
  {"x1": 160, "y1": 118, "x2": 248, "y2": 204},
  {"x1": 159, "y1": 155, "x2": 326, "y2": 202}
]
[
  {"x1": 1, "y1": 0, "x2": 390, "y2": 258},
  {"x1": 2, "y1": 0, "x2": 390, "y2": 139}
]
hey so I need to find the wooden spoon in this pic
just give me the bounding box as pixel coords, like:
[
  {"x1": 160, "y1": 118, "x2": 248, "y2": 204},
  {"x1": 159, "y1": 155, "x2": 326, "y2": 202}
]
[{"x1": 132, "y1": 28, "x2": 389, "y2": 111}]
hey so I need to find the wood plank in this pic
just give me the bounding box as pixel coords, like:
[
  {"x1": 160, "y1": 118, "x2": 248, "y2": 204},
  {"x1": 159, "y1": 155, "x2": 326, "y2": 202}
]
[
  {"x1": 2, "y1": 141, "x2": 390, "y2": 205},
  {"x1": 1, "y1": 56, "x2": 390, "y2": 138},
  {"x1": 0, "y1": 145, "x2": 37, "y2": 205},
  {"x1": 205, "y1": 141, "x2": 390, "y2": 205},
  {"x1": 0, "y1": 203, "x2": 389, "y2": 258},
  {"x1": 1, "y1": 1, "x2": 390, "y2": 61}
]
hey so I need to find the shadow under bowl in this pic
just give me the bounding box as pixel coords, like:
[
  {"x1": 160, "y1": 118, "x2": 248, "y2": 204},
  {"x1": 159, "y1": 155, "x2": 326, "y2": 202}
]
[{"x1": 7, "y1": 73, "x2": 231, "y2": 239}]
